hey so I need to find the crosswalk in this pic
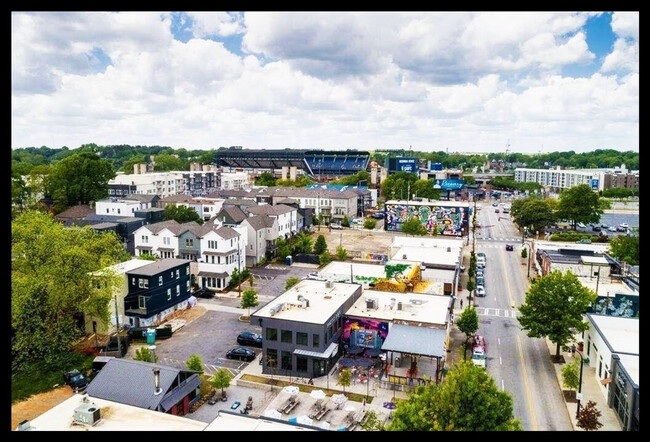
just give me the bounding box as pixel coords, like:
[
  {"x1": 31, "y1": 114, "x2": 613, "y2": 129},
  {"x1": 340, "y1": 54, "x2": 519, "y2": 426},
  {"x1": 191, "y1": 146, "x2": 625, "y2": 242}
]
[
  {"x1": 265, "y1": 265, "x2": 288, "y2": 271},
  {"x1": 252, "y1": 274, "x2": 275, "y2": 281},
  {"x1": 477, "y1": 237, "x2": 520, "y2": 242},
  {"x1": 475, "y1": 307, "x2": 520, "y2": 318},
  {"x1": 478, "y1": 244, "x2": 520, "y2": 249}
]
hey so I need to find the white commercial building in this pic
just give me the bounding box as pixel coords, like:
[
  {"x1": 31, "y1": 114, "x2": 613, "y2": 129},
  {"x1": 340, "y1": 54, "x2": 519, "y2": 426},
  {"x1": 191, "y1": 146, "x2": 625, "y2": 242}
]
[
  {"x1": 96, "y1": 196, "x2": 156, "y2": 217},
  {"x1": 515, "y1": 167, "x2": 606, "y2": 191},
  {"x1": 220, "y1": 171, "x2": 253, "y2": 191}
]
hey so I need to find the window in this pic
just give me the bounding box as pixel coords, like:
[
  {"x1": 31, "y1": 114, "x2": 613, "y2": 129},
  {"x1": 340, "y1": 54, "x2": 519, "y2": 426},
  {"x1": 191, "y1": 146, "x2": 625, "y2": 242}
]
[
  {"x1": 106, "y1": 209, "x2": 109, "y2": 213},
  {"x1": 281, "y1": 330, "x2": 292, "y2": 343},
  {"x1": 296, "y1": 357, "x2": 308, "y2": 373},
  {"x1": 159, "y1": 276, "x2": 163, "y2": 285},
  {"x1": 141, "y1": 235, "x2": 148, "y2": 243},
  {"x1": 266, "y1": 328, "x2": 277, "y2": 341},
  {"x1": 599, "y1": 358, "x2": 603, "y2": 378},
  {"x1": 163, "y1": 237, "x2": 170, "y2": 245},
  {"x1": 185, "y1": 238, "x2": 194, "y2": 247},
  {"x1": 167, "y1": 289, "x2": 171, "y2": 301},
  {"x1": 138, "y1": 278, "x2": 148, "y2": 289},
  {"x1": 117, "y1": 208, "x2": 121, "y2": 214},
  {"x1": 313, "y1": 334, "x2": 320, "y2": 348},
  {"x1": 176, "y1": 269, "x2": 180, "y2": 279},
  {"x1": 231, "y1": 239, "x2": 233, "y2": 247},
  {"x1": 296, "y1": 332, "x2": 308, "y2": 346},
  {"x1": 176, "y1": 285, "x2": 180, "y2": 296},
  {"x1": 170, "y1": 271, "x2": 173, "y2": 278},
  {"x1": 186, "y1": 266, "x2": 190, "y2": 275},
  {"x1": 266, "y1": 349, "x2": 278, "y2": 368},
  {"x1": 138, "y1": 296, "x2": 146, "y2": 309},
  {"x1": 186, "y1": 281, "x2": 190, "y2": 291},
  {"x1": 281, "y1": 351, "x2": 292, "y2": 371},
  {"x1": 132, "y1": 277, "x2": 136, "y2": 286}
]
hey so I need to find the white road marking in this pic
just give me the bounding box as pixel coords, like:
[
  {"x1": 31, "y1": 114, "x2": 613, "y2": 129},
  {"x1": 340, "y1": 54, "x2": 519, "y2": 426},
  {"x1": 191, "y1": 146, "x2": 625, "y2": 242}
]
[
  {"x1": 494, "y1": 297, "x2": 497, "y2": 301},
  {"x1": 501, "y1": 379, "x2": 505, "y2": 390},
  {"x1": 498, "y1": 338, "x2": 501, "y2": 345},
  {"x1": 500, "y1": 356, "x2": 503, "y2": 365}
]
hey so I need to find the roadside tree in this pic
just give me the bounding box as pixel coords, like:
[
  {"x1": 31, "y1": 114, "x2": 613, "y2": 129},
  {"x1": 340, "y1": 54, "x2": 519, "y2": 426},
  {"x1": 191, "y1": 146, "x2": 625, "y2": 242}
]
[
  {"x1": 338, "y1": 368, "x2": 352, "y2": 393},
  {"x1": 211, "y1": 368, "x2": 232, "y2": 397},
  {"x1": 335, "y1": 245, "x2": 349, "y2": 261},
  {"x1": 576, "y1": 401, "x2": 603, "y2": 431},
  {"x1": 134, "y1": 346, "x2": 158, "y2": 363},
  {"x1": 241, "y1": 289, "x2": 259, "y2": 316},
  {"x1": 557, "y1": 184, "x2": 604, "y2": 230},
  {"x1": 608, "y1": 234, "x2": 639, "y2": 265},
  {"x1": 561, "y1": 358, "x2": 580, "y2": 394},
  {"x1": 186, "y1": 354, "x2": 204, "y2": 373},
  {"x1": 364, "y1": 218, "x2": 377, "y2": 229},
  {"x1": 456, "y1": 307, "x2": 479, "y2": 360}
]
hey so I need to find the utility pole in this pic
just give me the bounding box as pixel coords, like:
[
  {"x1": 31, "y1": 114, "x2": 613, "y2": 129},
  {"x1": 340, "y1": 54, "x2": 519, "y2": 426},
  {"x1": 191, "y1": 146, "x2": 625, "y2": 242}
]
[{"x1": 114, "y1": 294, "x2": 122, "y2": 358}]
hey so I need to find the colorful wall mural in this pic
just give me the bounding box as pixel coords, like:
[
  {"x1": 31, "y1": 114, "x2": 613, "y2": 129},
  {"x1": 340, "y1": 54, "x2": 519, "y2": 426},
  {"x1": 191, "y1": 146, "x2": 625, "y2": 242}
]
[
  {"x1": 384, "y1": 203, "x2": 470, "y2": 236},
  {"x1": 342, "y1": 317, "x2": 389, "y2": 350}
]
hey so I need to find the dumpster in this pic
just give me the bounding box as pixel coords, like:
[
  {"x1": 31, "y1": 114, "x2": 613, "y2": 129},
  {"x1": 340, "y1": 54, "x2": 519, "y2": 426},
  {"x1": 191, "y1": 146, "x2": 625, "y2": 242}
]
[
  {"x1": 146, "y1": 328, "x2": 156, "y2": 345},
  {"x1": 285, "y1": 255, "x2": 293, "y2": 265}
]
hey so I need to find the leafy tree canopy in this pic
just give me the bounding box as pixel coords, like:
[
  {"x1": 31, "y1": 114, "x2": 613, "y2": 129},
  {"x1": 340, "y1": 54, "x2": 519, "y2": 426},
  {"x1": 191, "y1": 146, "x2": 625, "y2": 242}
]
[
  {"x1": 557, "y1": 184, "x2": 604, "y2": 230},
  {"x1": 608, "y1": 234, "x2": 639, "y2": 265},
  {"x1": 400, "y1": 217, "x2": 428, "y2": 236},
  {"x1": 162, "y1": 203, "x2": 204, "y2": 225},
  {"x1": 510, "y1": 197, "x2": 558, "y2": 233}
]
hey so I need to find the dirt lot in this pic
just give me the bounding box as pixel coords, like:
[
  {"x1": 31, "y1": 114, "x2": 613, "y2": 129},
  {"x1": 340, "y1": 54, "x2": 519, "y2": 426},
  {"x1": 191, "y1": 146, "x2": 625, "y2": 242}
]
[
  {"x1": 311, "y1": 226, "x2": 398, "y2": 258},
  {"x1": 11, "y1": 386, "x2": 74, "y2": 430}
]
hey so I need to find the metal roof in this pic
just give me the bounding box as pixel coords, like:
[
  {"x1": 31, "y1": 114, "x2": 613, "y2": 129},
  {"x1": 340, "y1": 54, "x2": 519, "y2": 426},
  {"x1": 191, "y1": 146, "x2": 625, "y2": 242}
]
[
  {"x1": 293, "y1": 342, "x2": 339, "y2": 359},
  {"x1": 127, "y1": 258, "x2": 190, "y2": 276},
  {"x1": 381, "y1": 324, "x2": 447, "y2": 357}
]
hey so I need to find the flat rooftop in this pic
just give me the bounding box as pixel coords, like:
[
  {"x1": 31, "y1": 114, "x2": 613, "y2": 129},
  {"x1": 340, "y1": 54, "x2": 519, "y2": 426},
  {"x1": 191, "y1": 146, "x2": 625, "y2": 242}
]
[
  {"x1": 616, "y1": 354, "x2": 639, "y2": 386},
  {"x1": 588, "y1": 314, "x2": 639, "y2": 355},
  {"x1": 252, "y1": 280, "x2": 360, "y2": 324},
  {"x1": 392, "y1": 246, "x2": 461, "y2": 268},
  {"x1": 204, "y1": 411, "x2": 315, "y2": 431},
  {"x1": 318, "y1": 261, "x2": 386, "y2": 279},
  {"x1": 578, "y1": 278, "x2": 637, "y2": 298},
  {"x1": 391, "y1": 236, "x2": 465, "y2": 250},
  {"x1": 345, "y1": 291, "x2": 451, "y2": 326},
  {"x1": 127, "y1": 258, "x2": 190, "y2": 276},
  {"x1": 421, "y1": 267, "x2": 456, "y2": 282},
  {"x1": 24, "y1": 395, "x2": 207, "y2": 431},
  {"x1": 535, "y1": 241, "x2": 610, "y2": 254},
  {"x1": 385, "y1": 200, "x2": 471, "y2": 208}
]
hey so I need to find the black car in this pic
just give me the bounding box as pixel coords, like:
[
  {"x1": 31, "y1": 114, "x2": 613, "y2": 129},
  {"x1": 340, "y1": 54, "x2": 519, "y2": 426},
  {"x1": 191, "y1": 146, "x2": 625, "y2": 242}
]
[
  {"x1": 372, "y1": 211, "x2": 385, "y2": 219},
  {"x1": 63, "y1": 369, "x2": 88, "y2": 393},
  {"x1": 226, "y1": 347, "x2": 256, "y2": 362},
  {"x1": 505, "y1": 244, "x2": 514, "y2": 251},
  {"x1": 237, "y1": 331, "x2": 263, "y2": 348},
  {"x1": 591, "y1": 225, "x2": 602, "y2": 232},
  {"x1": 192, "y1": 288, "x2": 214, "y2": 299}
]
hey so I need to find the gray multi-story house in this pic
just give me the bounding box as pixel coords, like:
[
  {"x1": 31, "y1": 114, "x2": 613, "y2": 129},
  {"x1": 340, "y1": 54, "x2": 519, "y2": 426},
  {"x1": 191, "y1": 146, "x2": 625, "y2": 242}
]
[{"x1": 250, "y1": 280, "x2": 362, "y2": 379}]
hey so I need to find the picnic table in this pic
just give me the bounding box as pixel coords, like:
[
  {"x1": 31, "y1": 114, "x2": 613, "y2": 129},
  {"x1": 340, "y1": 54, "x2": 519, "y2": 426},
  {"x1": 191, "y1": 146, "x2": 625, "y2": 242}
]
[{"x1": 279, "y1": 396, "x2": 300, "y2": 414}]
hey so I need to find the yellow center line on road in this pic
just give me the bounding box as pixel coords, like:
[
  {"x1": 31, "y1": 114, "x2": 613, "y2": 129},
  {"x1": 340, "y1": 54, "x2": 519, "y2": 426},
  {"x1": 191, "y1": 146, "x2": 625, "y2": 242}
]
[{"x1": 500, "y1": 248, "x2": 539, "y2": 431}]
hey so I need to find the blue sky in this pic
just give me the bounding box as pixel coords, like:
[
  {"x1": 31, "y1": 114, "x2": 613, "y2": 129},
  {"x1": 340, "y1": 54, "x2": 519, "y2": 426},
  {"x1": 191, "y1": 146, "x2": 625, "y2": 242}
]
[{"x1": 11, "y1": 11, "x2": 638, "y2": 152}]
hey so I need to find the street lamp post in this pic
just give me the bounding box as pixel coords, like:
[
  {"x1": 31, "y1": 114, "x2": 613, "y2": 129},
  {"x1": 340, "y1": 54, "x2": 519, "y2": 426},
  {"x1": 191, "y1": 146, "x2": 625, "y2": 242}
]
[{"x1": 572, "y1": 345, "x2": 585, "y2": 418}]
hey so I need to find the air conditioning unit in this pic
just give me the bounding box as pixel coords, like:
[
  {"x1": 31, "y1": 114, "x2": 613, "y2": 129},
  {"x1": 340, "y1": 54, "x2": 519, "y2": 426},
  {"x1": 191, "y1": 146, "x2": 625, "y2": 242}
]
[
  {"x1": 410, "y1": 299, "x2": 424, "y2": 305},
  {"x1": 365, "y1": 298, "x2": 377, "y2": 310},
  {"x1": 16, "y1": 420, "x2": 31, "y2": 431},
  {"x1": 73, "y1": 403, "x2": 101, "y2": 427},
  {"x1": 301, "y1": 298, "x2": 310, "y2": 308},
  {"x1": 397, "y1": 302, "x2": 403, "y2": 311},
  {"x1": 325, "y1": 280, "x2": 334, "y2": 288},
  {"x1": 269, "y1": 303, "x2": 284, "y2": 316}
]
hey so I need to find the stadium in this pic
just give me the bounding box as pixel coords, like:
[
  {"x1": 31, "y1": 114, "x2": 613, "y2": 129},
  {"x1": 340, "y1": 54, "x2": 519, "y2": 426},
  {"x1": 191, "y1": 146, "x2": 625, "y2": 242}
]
[{"x1": 214, "y1": 147, "x2": 370, "y2": 178}]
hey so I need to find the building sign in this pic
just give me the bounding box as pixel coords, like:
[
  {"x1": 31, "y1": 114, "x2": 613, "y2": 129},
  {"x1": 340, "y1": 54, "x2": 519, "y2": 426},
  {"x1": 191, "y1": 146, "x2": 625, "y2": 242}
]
[
  {"x1": 591, "y1": 178, "x2": 599, "y2": 190},
  {"x1": 387, "y1": 157, "x2": 418, "y2": 173},
  {"x1": 384, "y1": 202, "x2": 470, "y2": 236},
  {"x1": 436, "y1": 179, "x2": 466, "y2": 190},
  {"x1": 342, "y1": 318, "x2": 389, "y2": 350}
]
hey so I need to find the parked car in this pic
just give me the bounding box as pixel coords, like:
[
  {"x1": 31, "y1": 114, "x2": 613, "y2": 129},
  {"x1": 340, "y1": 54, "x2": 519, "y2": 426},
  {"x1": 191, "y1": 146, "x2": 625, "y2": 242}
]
[
  {"x1": 502, "y1": 208, "x2": 510, "y2": 213},
  {"x1": 475, "y1": 286, "x2": 486, "y2": 297},
  {"x1": 237, "y1": 331, "x2": 263, "y2": 348},
  {"x1": 592, "y1": 225, "x2": 602, "y2": 232},
  {"x1": 330, "y1": 223, "x2": 343, "y2": 230},
  {"x1": 226, "y1": 347, "x2": 256, "y2": 362},
  {"x1": 577, "y1": 222, "x2": 587, "y2": 229},
  {"x1": 494, "y1": 209, "x2": 500, "y2": 213},
  {"x1": 307, "y1": 271, "x2": 320, "y2": 279},
  {"x1": 476, "y1": 261, "x2": 486, "y2": 269},
  {"x1": 471, "y1": 335, "x2": 487, "y2": 368},
  {"x1": 620, "y1": 223, "x2": 629, "y2": 229},
  {"x1": 208, "y1": 392, "x2": 218, "y2": 405},
  {"x1": 608, "y1": 226, "x2": 617, "y2": 232},
  {"x1": 352, "y1": 218, "x2": 364, "y2": 225},
  {"x1": 476, "y1": 276, "x2": 485, "y2": 287},
  {"x1": 505, "y1": 244, "x2": 514, "y2": 251},
  {"x1": 616, "y1": 225, "x2": 628, "y2": 232},
  {"x1": 492, "y1": 202, "x2": 498, "y2": 207},
  {"x1": 63, "y1": 369, "x2": 88, "y2": 393},
  {"x1": 477, "y1": 252, "x2": 486, "y2": 260},
  {"x1": 372, "y1": 211, "x2": 385, "y2": 219},
  {"x1": 193, "y1": 287, "x2": 214, "y2": 299}
]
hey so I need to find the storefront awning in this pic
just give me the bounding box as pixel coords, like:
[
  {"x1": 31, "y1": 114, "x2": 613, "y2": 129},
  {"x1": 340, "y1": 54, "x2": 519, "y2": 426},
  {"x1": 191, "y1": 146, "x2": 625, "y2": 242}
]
[
  {"x1": 198, "y1": 271, "x2": 228, "y2": 278},
  {"x1": 157, "y1": 247, "x2": 175, "y2": 252},
  {"x1": 294, "y1": 342, "x2": 338, "y2": 359},
  {"x1": 381, "y1": 324, "x2": 446, "y2": 358},
  {"x1": 135, "y1": 245, "x2": 152, "y2": 250}
]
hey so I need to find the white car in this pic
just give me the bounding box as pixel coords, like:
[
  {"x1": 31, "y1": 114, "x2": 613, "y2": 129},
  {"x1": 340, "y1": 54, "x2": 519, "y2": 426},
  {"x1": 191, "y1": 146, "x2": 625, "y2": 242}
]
[
  {"x1": 620, "y1": 223, "x2": 629, "y2": 229},
  {"x1": 577, "y1": 223, "x2": 587, "y2": 229},
  {"x1": 475, "y1": 286, "x2": 486, "y2": 297},
  {"x1": 330, "y1": 223, "x2": 343, "y2": 230},
  {"x1": 608, "y1": 226, "x2": 617, "y2": 232},
  {"x1": 352, "y1": 218, "x2": 364, "y2": 225},
  {"x1": 471, "y1": 347, "x2": 486, "y2": 367}
]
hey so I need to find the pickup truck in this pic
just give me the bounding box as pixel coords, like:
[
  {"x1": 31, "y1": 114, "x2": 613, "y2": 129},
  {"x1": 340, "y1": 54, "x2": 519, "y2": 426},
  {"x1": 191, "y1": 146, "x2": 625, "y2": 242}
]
[{"x1": 63, "y1": 369, "x2": 88, "y2": 393}]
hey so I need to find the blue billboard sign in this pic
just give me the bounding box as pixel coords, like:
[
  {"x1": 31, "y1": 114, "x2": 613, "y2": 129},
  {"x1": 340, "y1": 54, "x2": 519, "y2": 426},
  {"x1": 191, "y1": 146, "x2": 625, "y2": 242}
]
[
  {"x1": 437, "y1": 179, "x2": 465, "y2": 190},
  {"x1": 387, "y1": 157, "x2": 418, "y2": 173},
  {"x1": 591, "y1": 179, "x2": 599, "y2": 190}
]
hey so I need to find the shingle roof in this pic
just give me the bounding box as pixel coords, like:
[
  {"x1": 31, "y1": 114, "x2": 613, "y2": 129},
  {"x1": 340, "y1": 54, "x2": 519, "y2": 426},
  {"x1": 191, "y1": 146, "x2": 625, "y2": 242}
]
[
  {"x1": 247, "y1": 204, "x2": 295, "y2": 216},
  {"x1": 124, "y1": 194, "x2": 160, "y2": 203},
  {"x1": 214, "y1": 226, "x2": 240, "y2": 240},
  {"x1": 54, "y1": 204, "x2": 94, "y2": 221},
  {"x1": 244, "y1": 215, "x2": 277, "y2": 230},
  {"x1": 84, "y1": 214, "x2": 145, "y2": 223},
  {"x1": 159, "y1": 194, "x2": 194, "y2": 203},
  {"x1": 89, "y1": 222, "x2": 119, "y2": 229},
  {"x1": 86, "y1": 358, "x2": 198, "y2": 411},
  {"x1": 217, "y1": 206, "x2": 247, "y2": 224},
  {"x1": 223, "y1": 199, "x2": 259, "y2": 207},
  {"x1": 146, "y1": 220, "x2": 181, "y2": 234},
  {"x1": 127, "y1": 258, "x2": 190, "y2": 276}
]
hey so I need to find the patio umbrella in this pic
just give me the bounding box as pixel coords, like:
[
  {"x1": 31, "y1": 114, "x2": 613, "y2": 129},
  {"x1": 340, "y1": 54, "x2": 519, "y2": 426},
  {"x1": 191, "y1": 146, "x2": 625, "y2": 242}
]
[
  {"x1": 344, "y1": 405, "x2": 356, "y2": 412},
  {"x1": 263, "y1": 409, "x2": 283, "y2": 419},
  {"x1": 310, "y1": 389, "x2": 326, "y2": 400},
  {"x1": 331, "y1": 394, "x2": 347, "y2": 406},
  {"x1": 354, "y1": 358, "x2": 375, "y2": 367},
  {"x1": 347, "y1": 346, "x2": 364, "y2": 355},
  {"x1": 337, "y1": 358, "x2": 357, "y2": 367},
  {"x1": 319, "y1": 421, "x2": 331, "y2": 430},
  {"x1": 282, "y1": 385, "x2": 300, "y2": 395},
  {"x1": 297, "y1": 415, "x2": 313, "y2": 426},
  {"x1": 364, "y1": 348, "x2": 382, "y2": 357}
]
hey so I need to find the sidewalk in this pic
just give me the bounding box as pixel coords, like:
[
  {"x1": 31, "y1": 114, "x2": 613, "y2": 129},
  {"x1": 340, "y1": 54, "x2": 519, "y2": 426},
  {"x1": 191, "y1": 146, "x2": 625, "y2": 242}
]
[{"x1": 544, "y1": 339, "x2": 622, "y2": 431}]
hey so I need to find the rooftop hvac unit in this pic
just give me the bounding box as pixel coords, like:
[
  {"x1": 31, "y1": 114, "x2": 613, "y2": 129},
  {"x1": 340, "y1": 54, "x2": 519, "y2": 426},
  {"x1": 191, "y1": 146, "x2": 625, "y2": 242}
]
[
  {"x1": 397, "y1": 302, "x2": 403, "y2": 311},
  {"x1": 269, "y1": 303, "x2": 284, "y2": 316},
  {"x1": 410, "y1": 299, "x2": 424, "y2": 305},
  {"x1": 301, "y1": 298, "x2": 310, "y2": 308},
  {"x1": 447, "y1": 247, "x2": 451, "y2": 252},
  {"x1": 16, "y1": 420, "x2": 31, "y2": 431},
  {"x1": 325, "y1": 280, "x2": 334, "y2": 288},
  {"x1": 73, "y1": 403, "x2": 101, "y2": 427},
  {"x1": 365, "y1": 298, "x2": 378, "y2": 310},
  {"x1": 402, "y1": 254, "x2": 407, "y2": 260}
]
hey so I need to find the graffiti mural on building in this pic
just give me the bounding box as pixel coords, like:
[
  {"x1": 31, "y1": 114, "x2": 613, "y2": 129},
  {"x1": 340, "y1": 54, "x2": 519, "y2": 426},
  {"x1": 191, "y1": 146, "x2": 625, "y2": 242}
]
[
  {"x1": 342, "y1": 318, "x2": 389, "y2": 350},
  {"x1": 384, "y1": 203, "x2": 470, "y2": 236}
]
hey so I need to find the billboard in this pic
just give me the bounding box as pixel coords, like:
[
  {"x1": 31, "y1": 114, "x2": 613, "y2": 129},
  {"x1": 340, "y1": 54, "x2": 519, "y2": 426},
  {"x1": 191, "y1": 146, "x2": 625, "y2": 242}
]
[
  {"x1": 591, "y1": 178, "x2": 599, "y2": 190},
  {"x1": 387, "y1": 157, "x2": 418, "y2": 173},
  {"x1": 384, "y1": 202, "x2": 470, "y2": 236},
  {"x1": 436, "y1": 179, "x2": 466, "y2": 190},
  {"x1": 342, "y1": 318, "x2": 389, "y2": 350}
]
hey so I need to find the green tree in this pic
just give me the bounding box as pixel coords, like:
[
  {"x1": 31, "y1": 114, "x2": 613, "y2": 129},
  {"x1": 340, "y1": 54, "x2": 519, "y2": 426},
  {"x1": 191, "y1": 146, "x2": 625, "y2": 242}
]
[
  {"x1": 138, "y1": 253, "x2": 158, "y2": 261},
  {"x1": 412, "y1": 179, "x2": 441, "y2": 200},
  {"x1": 510, "y1": 197, "x2": 558, "y2": 233},
  {"x1": 241, "y1": 288, "x2": 259, "y2": 316},
  {"x1": 456, "y1": 307, "x2": 479, "y2": 360},
  {"x1": 364, "y1": 218, "x2": 377, "y2": 229},
  {"x1": 338, "y1": 368, "x2": 352, "y2": 393},
  {"x1": 341, "y1": 215, "x2": 350, "y2": 228},
  {"x1": 152, "y1": 153, "x2": 186, "y2": 171},
  {"x1": 285, "y1": 277, "x2": 301, "y2": 290},
  {"x1": 466, "y1": 279, "x2": 475, "y2": 306},
  {"x1": 335, "y1": 245, "x2": 349, "y2": 261},
  {"x1": 12, "y1": 211, "x2": 128, "y2": 370},
  {"x1": 521, "y1": 247, "x2": 528, "y2": 258},
  {"x1": 186, "y1": 354, "x2": 204, "y2": 373},
  {"x1": 319, "y1": 251, "x2": 333, "y2": 266},
  {"x1": 291, "y1": 231, "x2": 313, "y2": 254},
  {"x1": 229, "y1": 268, "x2": 252, "y2": 292},
  {"x1": 276, "y1": 238, "x2": 292, "y2": 260},
  {"x1": 121, "y1": 155, "x2": 147, "y2": 173},
  {"x1": 576, "y1": 401, "x2": 603, "y2": 431},
  {"x1": 313, "y1": 235, "x2": 328, "y2": 255},
  {"x1": 48, "y1": 152, "x2": 116, "y2": 211},
  {"x1": 210, "y1": 368, "x2": 232, "y2": 397},
  {"x1": 331, "y1": 170, "x2": 370, "y2": 185},
  {"x1": 400, "y1": 217, "x2": 428, "y2": 236},
  {"x1": 162, "y1": 204, "x2": 204, "y2": 225},
  {"x1": 518, "y1": 271, "x2": 597, "y2": 359},
  {"x1": 134, "y1": 346, "x2": 158, "y2": 363},
  {"x1": 557, "y1": 184, "x2": 604, "y2": 230},
  {"x1": 361, "y1": 410, "x2": 385, "y2": 431},
  {"x1": 387, "y1": 361, "x2": 522, "y2": 431},
  {"x1": 255, "y1": 171, "x2": 277, "y2": 187},
  {"x1": 608, "y1": 234, "x2": 639, "y2": 265},
  {"x1": 561, "y1": 358, "x2": 580, "y2": 392},
  {"x1": 312, "y1": 215, "x2": 320, "y2": 227}
]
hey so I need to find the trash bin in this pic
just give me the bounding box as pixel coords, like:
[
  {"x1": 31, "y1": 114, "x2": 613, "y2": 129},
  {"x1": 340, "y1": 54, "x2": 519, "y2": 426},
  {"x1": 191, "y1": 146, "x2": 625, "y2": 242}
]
[
  {"x1": 146, "y1": 328, "x2": 156, "y2": 345},
  {"x1": 285, "y1": 255, "x2": 293, "y2": 265}
]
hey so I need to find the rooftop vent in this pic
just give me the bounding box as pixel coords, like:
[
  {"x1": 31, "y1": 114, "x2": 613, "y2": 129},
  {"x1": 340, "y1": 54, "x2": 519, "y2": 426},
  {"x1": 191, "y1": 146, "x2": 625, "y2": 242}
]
[
  {"x1": 73, "y1": 403, "x2": 101, "y2": 427},
  {"x1": 269, "y1": 303, "x2": 284, "y2": 316},
  {"x1": 153, "y1": 368, "x2": 163, "y2": 396},
  {"x1": 325, "y1": 280, "x2": 334, "y2": 288},
  {"x1": 402, "y1": 254, "x2": 407, "y2": 260},
  {"x1": 16, "y1": 420, "x2": 31, "y2": 431},
  {"x1": 447, "y1": 247, "x2": 451, "y2": 252},
  {"x1": 365, "y1": 298, "x2": 378, "y2": 310}
]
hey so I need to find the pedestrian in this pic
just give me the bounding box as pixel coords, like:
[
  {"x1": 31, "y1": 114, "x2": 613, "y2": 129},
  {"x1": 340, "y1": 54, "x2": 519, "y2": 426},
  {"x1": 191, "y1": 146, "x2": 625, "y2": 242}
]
[
  {"x1": 450, "y1": 314, "x2": 454, "y2": 326},
  {"x1": 460, "y1": 298, "x2": 464, "y2": 309}
]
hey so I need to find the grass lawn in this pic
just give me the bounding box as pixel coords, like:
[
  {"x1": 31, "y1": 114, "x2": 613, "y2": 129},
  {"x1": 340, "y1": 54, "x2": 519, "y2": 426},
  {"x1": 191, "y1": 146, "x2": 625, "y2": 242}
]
[
  {"x1": 240, "y1": 374, "x2": 373, "y2": 404},
  {"x1": 12, "y1": 353, "x2": 95, "y2": 403}
]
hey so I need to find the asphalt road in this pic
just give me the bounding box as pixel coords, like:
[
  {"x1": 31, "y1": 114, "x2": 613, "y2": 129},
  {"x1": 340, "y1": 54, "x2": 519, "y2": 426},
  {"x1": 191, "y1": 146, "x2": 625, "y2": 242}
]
[{"x1": 470, "y1": 201, "x2": 572, "y2": 431}]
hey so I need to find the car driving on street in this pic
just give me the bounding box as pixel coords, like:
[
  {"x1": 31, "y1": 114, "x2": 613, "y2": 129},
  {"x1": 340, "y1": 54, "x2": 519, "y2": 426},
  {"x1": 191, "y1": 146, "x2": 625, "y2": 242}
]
[
  {"x1": 505, "y1": 244, "x2": 514, "y2": 251},
  {"x1": 471, "y1": 335, "x2": 487, "y2": 368}
]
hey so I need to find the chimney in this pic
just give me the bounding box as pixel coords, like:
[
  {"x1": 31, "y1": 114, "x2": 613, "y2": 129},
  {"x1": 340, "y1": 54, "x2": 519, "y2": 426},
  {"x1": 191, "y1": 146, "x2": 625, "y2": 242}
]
[{"x1": 153, "y1": 368, "x2": 163, "y2": 395}]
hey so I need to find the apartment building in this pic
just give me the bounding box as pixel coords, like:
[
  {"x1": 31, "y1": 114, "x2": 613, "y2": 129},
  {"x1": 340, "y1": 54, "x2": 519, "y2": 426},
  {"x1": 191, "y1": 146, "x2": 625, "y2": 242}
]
[
  {"x1": 157, "y1": 194, "x2": 225, "y2": 221},
  {"x1": 514, "y1": 164, "x2": 639, "y2": 192}
]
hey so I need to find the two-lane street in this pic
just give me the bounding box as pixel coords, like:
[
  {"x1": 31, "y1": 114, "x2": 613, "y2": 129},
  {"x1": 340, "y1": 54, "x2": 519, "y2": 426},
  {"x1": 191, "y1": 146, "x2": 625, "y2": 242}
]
[{"x1": 468, "y1": 200, "x2": 572, "y2": 431}]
